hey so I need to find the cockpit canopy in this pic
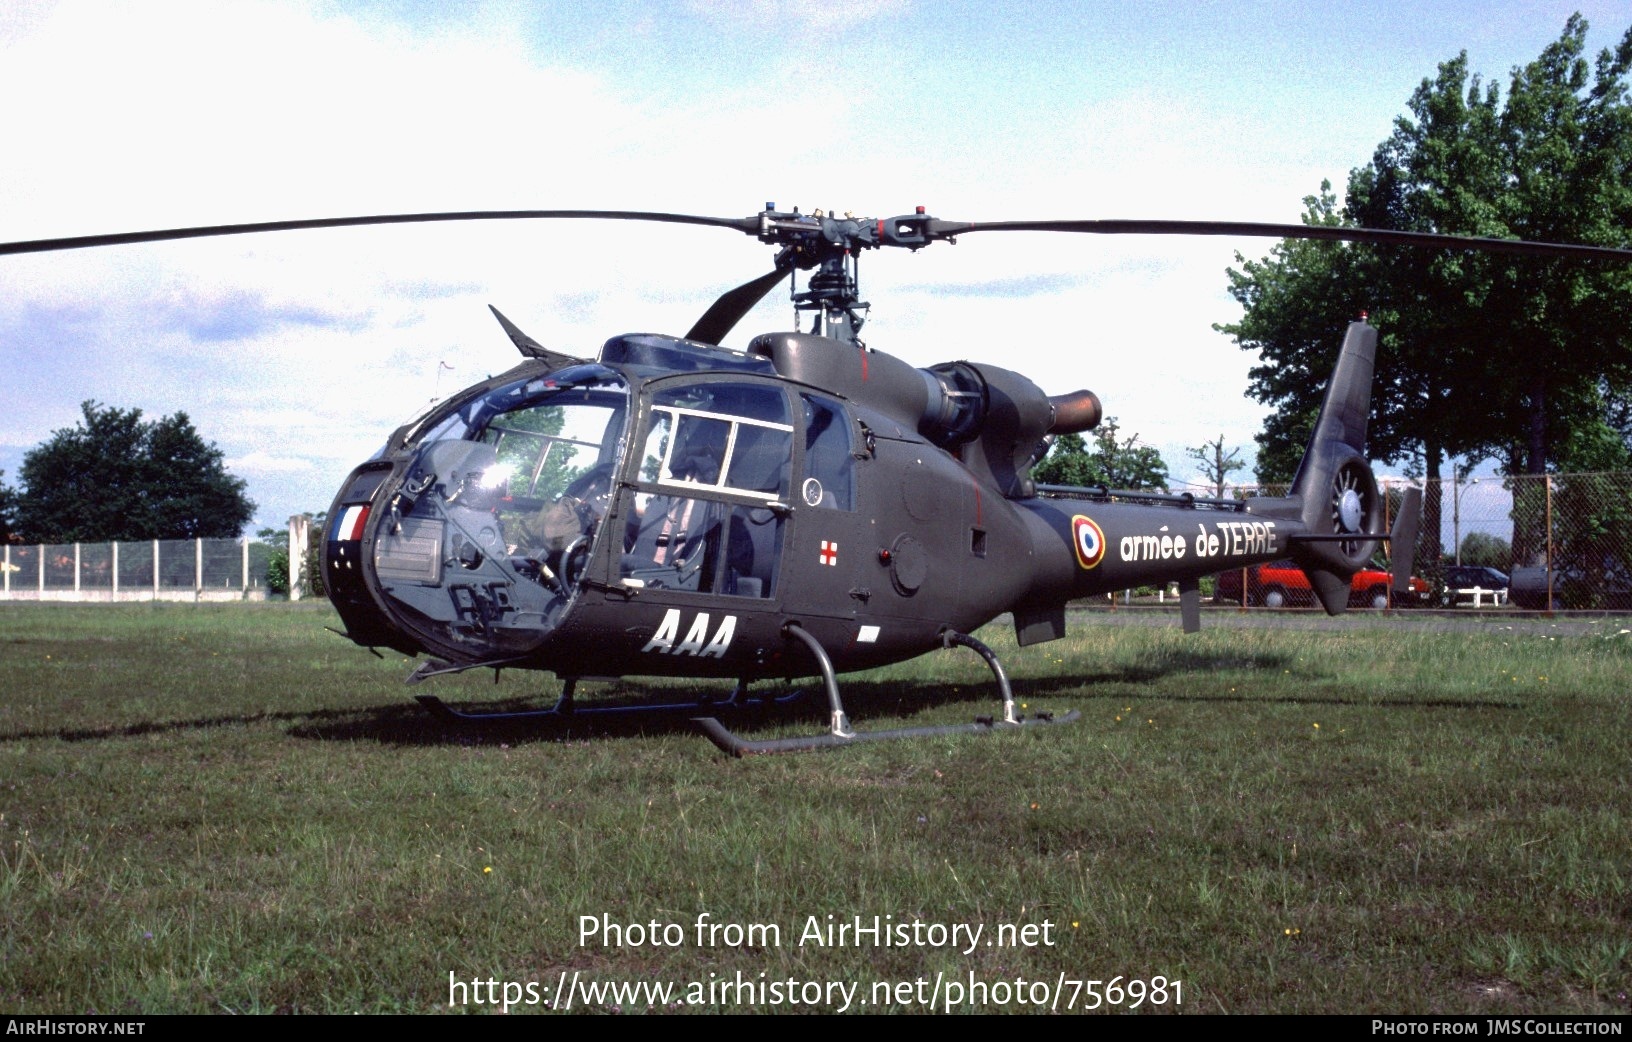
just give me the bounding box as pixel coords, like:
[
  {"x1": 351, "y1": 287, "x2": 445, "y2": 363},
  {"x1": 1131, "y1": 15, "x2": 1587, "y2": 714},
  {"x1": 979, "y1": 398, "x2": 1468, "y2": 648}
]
[{"x1": 371, "y1": 367, "x2": 631, "y2": 657}]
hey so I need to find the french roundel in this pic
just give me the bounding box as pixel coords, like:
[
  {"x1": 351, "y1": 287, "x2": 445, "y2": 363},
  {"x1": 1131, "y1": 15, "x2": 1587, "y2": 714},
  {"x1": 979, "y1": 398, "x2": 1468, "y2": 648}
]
[{"x1": 1071, "y1": 515, "x2": 1106, "y2": 570}]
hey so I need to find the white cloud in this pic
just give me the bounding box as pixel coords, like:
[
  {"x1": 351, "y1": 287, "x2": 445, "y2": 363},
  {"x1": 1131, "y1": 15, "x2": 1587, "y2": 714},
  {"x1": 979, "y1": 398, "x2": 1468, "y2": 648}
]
[
  {"x1": 224, "y1": 449, "x2": 317, "y2": 474},
  {"x1": 683, "y1": 0, "x2": 912, "y2": 34}
]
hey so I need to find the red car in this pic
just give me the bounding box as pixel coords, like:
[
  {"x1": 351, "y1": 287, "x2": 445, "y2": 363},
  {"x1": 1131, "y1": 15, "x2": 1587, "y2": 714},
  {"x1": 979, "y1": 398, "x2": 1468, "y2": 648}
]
[{"x1": 1212, "y1": 559, "x2": 1431, "y2": 609}]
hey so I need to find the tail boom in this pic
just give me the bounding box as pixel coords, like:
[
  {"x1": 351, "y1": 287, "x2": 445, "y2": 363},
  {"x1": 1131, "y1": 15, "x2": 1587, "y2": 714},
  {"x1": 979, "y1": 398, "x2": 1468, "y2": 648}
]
[{"x1": 1015, "y1": 319, "x2": 1394, "y2": 627}]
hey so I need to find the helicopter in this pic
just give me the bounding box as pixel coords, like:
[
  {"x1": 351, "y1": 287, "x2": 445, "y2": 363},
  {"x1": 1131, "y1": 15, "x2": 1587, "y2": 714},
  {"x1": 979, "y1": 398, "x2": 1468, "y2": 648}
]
[{"x1": 7, "y1": 205, "x2": 1632, "y2": 754}]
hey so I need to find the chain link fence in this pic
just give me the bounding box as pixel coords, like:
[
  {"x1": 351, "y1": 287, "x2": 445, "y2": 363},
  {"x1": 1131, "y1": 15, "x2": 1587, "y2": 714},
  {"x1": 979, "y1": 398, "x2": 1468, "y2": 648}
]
[
  {"x1": 0, "y1": 537, "x2": 271, "y2": 601},
  {"x1": 1430, "y1": 471, "x2": 1632, "y2": 611}
]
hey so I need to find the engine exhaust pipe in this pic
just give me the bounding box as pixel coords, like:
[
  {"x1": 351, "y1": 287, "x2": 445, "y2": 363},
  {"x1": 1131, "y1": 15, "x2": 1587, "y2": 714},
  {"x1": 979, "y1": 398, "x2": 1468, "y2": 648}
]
[{"x1": 1049, "y1": 390, "x2": 1102, "y2": 434}]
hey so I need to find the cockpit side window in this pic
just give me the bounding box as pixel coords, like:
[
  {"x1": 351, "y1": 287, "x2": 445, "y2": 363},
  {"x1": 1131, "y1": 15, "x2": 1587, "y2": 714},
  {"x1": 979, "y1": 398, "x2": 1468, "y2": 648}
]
[
  {"x1": 620, "y1": 381, "x2": 792, "y2": 598},
  {"x1": 800, "y1": 393, "x2": 853, "y2": 510},
  {"x1": 643, "y1": 384, "x2": 793, "y2": 501}
]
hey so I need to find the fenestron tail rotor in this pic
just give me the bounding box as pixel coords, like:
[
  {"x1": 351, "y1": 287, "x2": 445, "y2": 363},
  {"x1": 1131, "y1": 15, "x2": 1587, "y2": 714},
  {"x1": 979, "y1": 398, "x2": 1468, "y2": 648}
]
[{"x1": 1330, "y1": 458, "x2": 1382, "y2": 561}]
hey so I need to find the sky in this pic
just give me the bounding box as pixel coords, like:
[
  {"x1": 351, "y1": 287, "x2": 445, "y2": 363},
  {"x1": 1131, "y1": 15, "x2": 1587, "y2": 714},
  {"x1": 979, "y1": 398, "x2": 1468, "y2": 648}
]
[{"x1": 2, "y1": 0, "x2": 1627, "y2": 534}]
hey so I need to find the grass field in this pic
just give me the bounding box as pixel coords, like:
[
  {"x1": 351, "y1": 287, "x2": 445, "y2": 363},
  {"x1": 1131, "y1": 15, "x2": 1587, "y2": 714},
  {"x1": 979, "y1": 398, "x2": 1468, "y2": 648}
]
[{"x1": 1, "y1": 602, "x2": 1629, "y2": 1014}]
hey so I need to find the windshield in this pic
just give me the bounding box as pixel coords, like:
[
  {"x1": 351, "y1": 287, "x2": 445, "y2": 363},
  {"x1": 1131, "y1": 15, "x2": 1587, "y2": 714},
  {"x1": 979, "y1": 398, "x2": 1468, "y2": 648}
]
[{"x1": 372, "y1": 368, "x2": 629, "y2": 659}]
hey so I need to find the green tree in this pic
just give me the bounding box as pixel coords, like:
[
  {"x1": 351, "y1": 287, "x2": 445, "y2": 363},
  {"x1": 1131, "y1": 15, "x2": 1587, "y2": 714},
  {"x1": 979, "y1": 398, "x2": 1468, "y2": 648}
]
[
  {"x1": 0, "y1": 470, "x2": 17, "y2": 543},
  {"x1": 1356, "y1": 18, "x2": 1632, "y2": 481},
  {"x1": 301, "y1": 512, "x2": 327, "y2": 599},
  {"x1": 1457, "y1": 531, "x2": 1511, "y2": 568},
  {"x1": 1035, "y1": 433, "x2": 1095, "y2": 486},
  {"x1": 15, "y1": 401, "x2": 256, "y2": 542},
  {"x1": 1035, "y1": 418, "x2": 1169, "y2": 491},
  {"x1": 1221, "y1": 16, "x2": 1632, "y2": 562},
  {"x1": 1488, "y1": 17, "x2": 1632, "y2": 477},
  {"x1": 255, "y1": 524, "x2": 290, "y2": 595},
  {"x1": 484, "y1": 401, "x2": 585, "y2": 499},
  {"x1": 254, "y1": 512, "x2": 327, "y2": 597}
]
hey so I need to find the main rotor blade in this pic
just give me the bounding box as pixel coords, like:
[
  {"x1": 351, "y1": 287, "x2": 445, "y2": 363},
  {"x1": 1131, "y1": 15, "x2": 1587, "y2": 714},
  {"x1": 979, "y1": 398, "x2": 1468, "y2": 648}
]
[
  {"x1": 0, "y1": 209, "x2": 759, "y2": 256},
  {"x1": 12, "y1": 207, "x2": 1630, "y2": 264},
  {"x1": 924, "y1": 218, "x2": 1632, "y2": 262},
  {"x1": 685, "y1": 267, "x2": 788, "y2": 345}
]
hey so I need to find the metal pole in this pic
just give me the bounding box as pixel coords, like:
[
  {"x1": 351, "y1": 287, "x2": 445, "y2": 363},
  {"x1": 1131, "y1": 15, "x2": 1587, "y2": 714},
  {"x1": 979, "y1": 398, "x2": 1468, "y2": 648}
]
[
  {"x1": 1453, "y1": 474, "x2": 1461, "y2": 566},
  {"x1": 112, "y1": 541, "x2": 119, "y2": 598},
  {"x1": 1544, "y1": 475, "x2": 1554, "y2": 612},
  {"x1": 1382, "y1": 482, "x2": 1392, "y2": 611}
]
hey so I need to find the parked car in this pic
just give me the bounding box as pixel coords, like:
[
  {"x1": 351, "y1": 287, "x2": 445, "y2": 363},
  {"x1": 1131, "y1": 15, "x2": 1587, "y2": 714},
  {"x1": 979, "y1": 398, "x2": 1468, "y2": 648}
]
[
  {"x1": 1441, "y1": 565, "x2": 1509, "y2": 607},
  {"x1": 1508, "y1": 563, "x2": 1632, "y2": 610},
  {"x1": 1212, "y1": 559, "x2": 1432, "y2": 609}
]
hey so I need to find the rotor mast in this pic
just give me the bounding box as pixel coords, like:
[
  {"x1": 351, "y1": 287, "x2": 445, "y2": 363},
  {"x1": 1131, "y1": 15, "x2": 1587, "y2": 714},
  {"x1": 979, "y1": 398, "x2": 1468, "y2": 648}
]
[
  {"x1": 756, "y1": 204, "x2": 936, "y2": 345},
  {"x1": 794, "y1": 248, "x2": 865, "y2": 342}
]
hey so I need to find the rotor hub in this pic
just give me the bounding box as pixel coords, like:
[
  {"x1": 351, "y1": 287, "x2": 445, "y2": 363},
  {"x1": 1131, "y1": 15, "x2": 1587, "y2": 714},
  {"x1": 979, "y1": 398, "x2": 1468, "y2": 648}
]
[{"x1": 1338, "y1": 488, "x2": 1364, "y2": 532}]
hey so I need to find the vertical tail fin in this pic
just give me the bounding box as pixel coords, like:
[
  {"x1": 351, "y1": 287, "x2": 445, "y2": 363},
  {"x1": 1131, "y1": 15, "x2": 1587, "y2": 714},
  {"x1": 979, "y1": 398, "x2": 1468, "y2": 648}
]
[{"x1": 1287, "y1": 322, "x2": 1386, "y2": 615}]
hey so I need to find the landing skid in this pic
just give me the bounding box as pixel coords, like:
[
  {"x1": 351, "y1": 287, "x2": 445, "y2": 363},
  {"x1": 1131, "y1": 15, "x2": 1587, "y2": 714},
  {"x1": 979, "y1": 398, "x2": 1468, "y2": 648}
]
[
  {"x1": 695, "y1": 623, "x2": 1080, "y2": 756},
  {"x1": 695, "y1": 710, "x2": 1080, "y2": 756},
  {"x1": 414, "y1": 677, "x2": 805, "y2": 724}
]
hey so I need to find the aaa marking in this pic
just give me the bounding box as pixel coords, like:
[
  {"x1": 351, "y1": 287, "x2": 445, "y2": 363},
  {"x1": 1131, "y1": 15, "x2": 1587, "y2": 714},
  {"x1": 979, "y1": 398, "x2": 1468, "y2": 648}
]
[{"x1": 639, "y1": 609, "x2": 738, "y2": 658}]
